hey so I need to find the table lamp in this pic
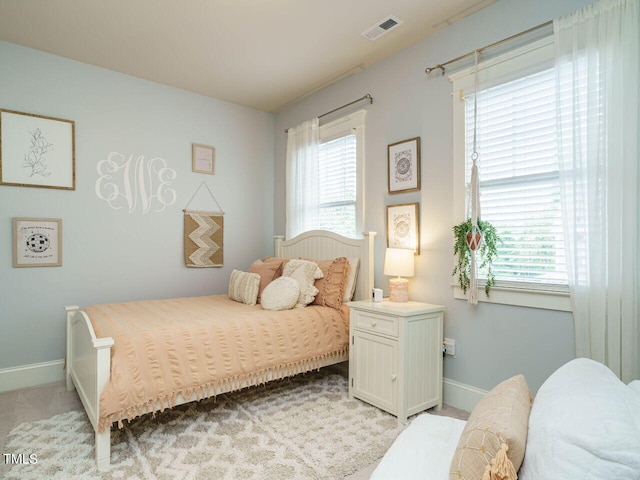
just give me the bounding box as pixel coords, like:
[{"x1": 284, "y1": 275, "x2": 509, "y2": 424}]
[{"x1": 384, "y1": 248, "x2": 414, "y2": 302}]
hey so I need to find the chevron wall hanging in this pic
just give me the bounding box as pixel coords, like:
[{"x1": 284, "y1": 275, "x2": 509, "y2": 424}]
[{"x1": 184, "y1": 209, "x2": 223, "y2": 267}]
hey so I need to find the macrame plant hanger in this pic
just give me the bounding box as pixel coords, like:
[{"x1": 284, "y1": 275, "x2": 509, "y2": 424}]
[{"x1": 467, "y1": 50, "x2": 482, "y2": 305}]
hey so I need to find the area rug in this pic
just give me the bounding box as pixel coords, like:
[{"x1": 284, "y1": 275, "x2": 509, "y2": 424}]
[{"x1": 3, "y1": 370, "x2": 405, "y2": 480}]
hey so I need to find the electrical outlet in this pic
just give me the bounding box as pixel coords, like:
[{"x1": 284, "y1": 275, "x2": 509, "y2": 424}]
[{"x1": 443, "y1": 338, "x2": 456, "y2": 356}]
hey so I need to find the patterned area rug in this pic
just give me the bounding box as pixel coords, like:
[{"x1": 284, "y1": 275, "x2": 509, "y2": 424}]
[{"x1": 3, "y1": 370, "x2": 405, "y2": 480}]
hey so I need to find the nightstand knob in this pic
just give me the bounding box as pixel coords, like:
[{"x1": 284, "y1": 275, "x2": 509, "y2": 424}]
[
  {"x1": 391, "y1": 374, "x2": 397, "y2": 381},
  {"x1": 371, "y1": 321, "x2": 377, "y2": 327}
]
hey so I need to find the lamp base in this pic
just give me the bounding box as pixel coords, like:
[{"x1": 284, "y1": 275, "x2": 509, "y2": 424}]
[{"x1": 389, "y1": 277, "x2": 409, "y2": 302}]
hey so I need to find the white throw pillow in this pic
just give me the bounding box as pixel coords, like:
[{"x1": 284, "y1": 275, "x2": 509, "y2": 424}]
[
  {"x1": 228, "y1": 269, "x2": 260, "y2": 306},
  {"x1": 261, "y1": 276, "x2": 300, "y2": 311},
  {"x1": 282, "y1": 259, "x2": 322, "y2": 307},
  {"x1": 519, "y1": 358, "x2": 640, "y2": 480},
  {"x1": 342, "y1": 257, "x2": 360, "y2": 303}
]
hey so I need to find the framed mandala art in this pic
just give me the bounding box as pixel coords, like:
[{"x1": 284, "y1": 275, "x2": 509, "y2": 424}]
[
  {"x1": 13, "y1": 218, "x2": 62, "y2": 267},
  {"x1": 387, "y1": 137, "x2": 420, "y2": 194},
  {"x1": 386, "y1": 203, "x2": 419, "y2": 254}
]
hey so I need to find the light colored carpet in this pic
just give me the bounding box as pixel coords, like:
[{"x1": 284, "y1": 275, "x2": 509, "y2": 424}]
[{"x1": 4, "y1": 370, "x2": 406, "y2": 480}]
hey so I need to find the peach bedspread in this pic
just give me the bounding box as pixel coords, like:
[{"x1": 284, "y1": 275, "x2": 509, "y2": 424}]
[{"x1": 86, "y1": 295, "x2": 349, "y2": 431}]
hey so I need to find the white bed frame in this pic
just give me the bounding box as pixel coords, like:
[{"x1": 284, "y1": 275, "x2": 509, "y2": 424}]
[{"x1": 65, "y1": 230, "x2": 375, "y2": 471}]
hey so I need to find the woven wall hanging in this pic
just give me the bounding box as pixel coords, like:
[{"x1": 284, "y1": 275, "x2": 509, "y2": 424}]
[{"x1": 183, "y1": 182, "x2": 224, "y2": 267}]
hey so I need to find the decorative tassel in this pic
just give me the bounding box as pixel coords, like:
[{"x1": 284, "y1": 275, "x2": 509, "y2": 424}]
[
  {"x1": 488, "y1": 443, "x2": 517, "y2": 480},
  {"x1": 482, "y1": 464, "x2": 493, "y2": 480},
  {"x1": 469, "y1": 249, "x2": 478, "y2": 305}
]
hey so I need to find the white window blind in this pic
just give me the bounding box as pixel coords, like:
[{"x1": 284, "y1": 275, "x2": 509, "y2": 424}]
[
  {"x1": 464, "y1": 66, "x2": 567, "y2": 288},
  {"x1": 317, "y1": 133, "x2": 357, "y2": 237}
]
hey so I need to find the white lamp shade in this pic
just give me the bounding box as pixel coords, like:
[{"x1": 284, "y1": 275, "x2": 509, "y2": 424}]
[{"x1": 384, "y1": 248, "x2": 414, "y2": 277}]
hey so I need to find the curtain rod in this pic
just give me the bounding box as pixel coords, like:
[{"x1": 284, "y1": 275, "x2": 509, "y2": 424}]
[
  {"x1": 284, "y1": 93, "x2": 373, "y2": 133},
  {"x1": 424, "y1": 20, "x2": 553, "y2": 76}
]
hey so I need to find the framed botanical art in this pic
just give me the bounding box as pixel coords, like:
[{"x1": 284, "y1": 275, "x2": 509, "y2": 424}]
[
  {"x1": 13, "y1": 217, "x2": 62, "y2": 267},
  {"x1": 387, "y1": 203, "x2": 420, "y2": 254},
  {"x1": 388, "y1": 137, "x2": 420, "y2": 194},
  {"x1": 0, "y1": 109, "x2": 75, "y2": 190},
  {"x1": 192, "y1": 143, "x2": 215, "y2": 175}
]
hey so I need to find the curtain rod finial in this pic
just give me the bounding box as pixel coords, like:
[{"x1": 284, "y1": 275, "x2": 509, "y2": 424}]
[{"x1": 425, "y1": 65, "x2": 446, "y2": 76}]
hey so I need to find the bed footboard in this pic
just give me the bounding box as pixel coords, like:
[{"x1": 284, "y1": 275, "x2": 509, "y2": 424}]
[{"x1": 65, "y1": 305, "x2": 114, "y2": 471}]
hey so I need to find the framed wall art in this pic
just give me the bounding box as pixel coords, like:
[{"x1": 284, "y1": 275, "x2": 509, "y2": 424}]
[
  {"x1": 388, "y1": 137, "x2": 420, "y2": 194},
  {"x1": 192, "y1": 143, "x2": 215, "y2": 175},
  {"x1": 0, "y1": 109, "x2": 75, "y2": 190},
  {"x1": 387, "y1": 203, "x2": 420, "y2": 254},
  {"x1": 13, "y1": 217, "x2": 62, "y2": 267}
]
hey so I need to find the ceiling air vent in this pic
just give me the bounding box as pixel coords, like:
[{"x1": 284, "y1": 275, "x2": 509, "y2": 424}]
[{"x1": 361, "y1": 15, "x2": 404, "y2": 41}]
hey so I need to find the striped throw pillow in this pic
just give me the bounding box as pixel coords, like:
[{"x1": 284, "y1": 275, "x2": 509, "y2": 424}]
[{"x1": 228, "y1": 269, "x2": 260, "y2": 306}]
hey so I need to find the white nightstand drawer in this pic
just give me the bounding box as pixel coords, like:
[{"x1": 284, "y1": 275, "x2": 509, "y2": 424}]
[{"x1": 351, "y1": 310, "x2": 399, "y2": 337}]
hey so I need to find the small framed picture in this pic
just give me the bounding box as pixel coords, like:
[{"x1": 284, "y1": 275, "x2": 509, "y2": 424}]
[
  {"x1": 192, "y1": 143, "x2": 215, "y2": 175},
  {"x1": 0, "y1": 109, "x2": 75, "y2": 190},
  {"x1": 387, "y1": 203, "x2": 420, "y2": 254},
  {"x1": 388, "y1": 137, "x2": 420, "y2": 194},
  {"x1": 13, "y1": 218, "x2": 62, "y2": 267}
]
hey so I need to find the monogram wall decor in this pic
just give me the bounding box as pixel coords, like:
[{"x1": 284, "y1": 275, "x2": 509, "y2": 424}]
[{"x1": 95, "y1": 152, "x2": 177, "y2": 214}]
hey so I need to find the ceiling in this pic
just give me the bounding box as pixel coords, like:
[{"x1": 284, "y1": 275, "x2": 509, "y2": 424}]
[{"x1": 0, "y1": 0, "x2": 496, "y2": 113}]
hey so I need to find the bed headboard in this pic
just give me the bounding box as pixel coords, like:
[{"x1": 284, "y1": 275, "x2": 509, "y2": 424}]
[{"x1": 274, "y1": 230, "x2": 376, "y2": 302}]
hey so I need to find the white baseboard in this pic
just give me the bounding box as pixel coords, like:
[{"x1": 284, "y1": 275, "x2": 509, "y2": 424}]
[
  {"x1": 0, "y1": 361, "x2": 486, "y2": 411},
  {"x1": 0, "y1": 359, "x2": 65, "y2": 393},
  {"x1": 443, "y1": 377, "x2": 488, "y2": 413}
]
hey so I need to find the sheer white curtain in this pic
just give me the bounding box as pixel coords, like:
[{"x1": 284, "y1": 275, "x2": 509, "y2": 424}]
[
  {"x1": 555, "y1": 0, "x2": 640, "y2": 382},
  {"x1": 285, "y1": 118, "x2": 320, "y2": 238}
]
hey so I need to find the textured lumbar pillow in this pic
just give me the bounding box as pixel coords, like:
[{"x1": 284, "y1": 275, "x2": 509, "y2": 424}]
[
  {"x1": 310, "y1": 257, "x2": 350, "y2": 309},
  {"x1": 282, "y1": 259, "x2": 323, "y2": 307},
  {"x1": 261, "y1": 276, "x2": 300, "y2": 311},
  {"x1": 228, "y1": 269, "x2": 261, "y2": 306},
  {"x1": 449, "y1": 374, "x2": 531, "y2": 480}
]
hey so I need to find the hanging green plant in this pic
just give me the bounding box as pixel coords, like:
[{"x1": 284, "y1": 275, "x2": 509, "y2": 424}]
[{"x1": 453, "y1": 219, "x2": 501, "y2": 296}]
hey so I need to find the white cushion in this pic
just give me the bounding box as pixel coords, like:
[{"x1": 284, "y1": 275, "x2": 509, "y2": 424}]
[
  {"x1": 519, "y1": 358, "x2": 640, "y2": 480},
  {"x1": 227, "y1": 269, "x2": 260, "y2": 306},
  {"x1": 282, "y1": 259, "x2": 322, "y2": 307},
  {"x1": 371, "y1": 414, "x2": 466, "y2": 480},
  {"x1": 261, "y1": 277, "x2": 300, "y2": 311},
  {"x1": 629, "y1": 380, "x2": 640, "y2": 397},
  {"x1": 342, "y1": 257, "x2": 360, "y2": 303}
]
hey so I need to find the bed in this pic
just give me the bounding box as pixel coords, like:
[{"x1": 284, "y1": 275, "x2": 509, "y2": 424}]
[{"x1": 65, "y1": 230, "x2": 375, "y2": 471}]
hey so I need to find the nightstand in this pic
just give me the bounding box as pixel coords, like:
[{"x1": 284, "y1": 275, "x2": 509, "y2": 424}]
[{"x1": 347, "y1": 299, "x2": 444, "y2": 422}]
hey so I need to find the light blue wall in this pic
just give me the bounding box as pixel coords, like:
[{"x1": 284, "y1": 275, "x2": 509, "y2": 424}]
[
  {"x1": 0, "y1": 41, "x2": 274, "y2": 370},
  {"x1": 274, "y1": 0, "x2": 596, "y2": 393}
]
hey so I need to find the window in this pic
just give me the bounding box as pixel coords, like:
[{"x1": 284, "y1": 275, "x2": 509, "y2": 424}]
[
  {"x1": 317, "y1": 133, "x2": 357, "y2": 236},
  {"x1": 287, "y1": 110, "x2": 365, "y2": 238},
  {"x1": 452, "y1": 38, "x2": 571, "y2": 310}
]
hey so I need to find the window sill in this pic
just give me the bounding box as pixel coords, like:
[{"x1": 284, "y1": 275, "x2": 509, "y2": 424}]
[{"x1": 451, "y1": 284, "x2": 571, "y2": 312}]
